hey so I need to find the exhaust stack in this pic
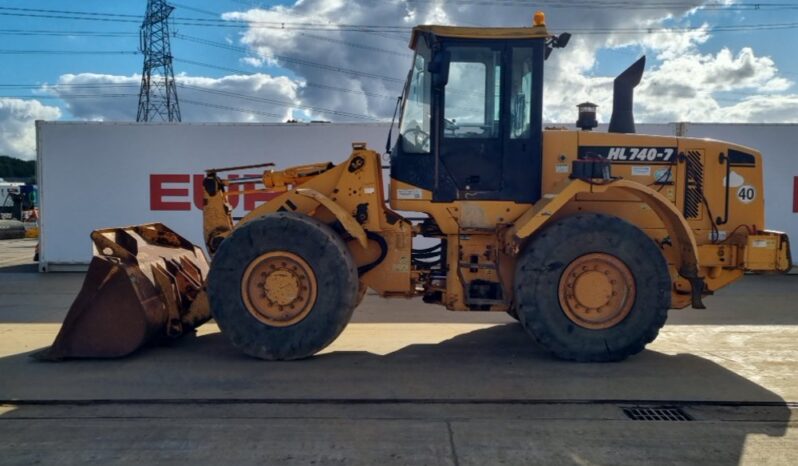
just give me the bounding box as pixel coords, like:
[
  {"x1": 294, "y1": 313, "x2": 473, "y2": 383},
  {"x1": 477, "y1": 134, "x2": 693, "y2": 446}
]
[{"x1": 608, "y1": 56, "x2": 646, "y2": 134}]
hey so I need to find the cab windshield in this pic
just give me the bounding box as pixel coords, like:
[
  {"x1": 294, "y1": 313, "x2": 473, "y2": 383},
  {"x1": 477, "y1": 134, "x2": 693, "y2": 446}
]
[{"x1": 398, "y1": 39, "x2": 432, "y2": 154}]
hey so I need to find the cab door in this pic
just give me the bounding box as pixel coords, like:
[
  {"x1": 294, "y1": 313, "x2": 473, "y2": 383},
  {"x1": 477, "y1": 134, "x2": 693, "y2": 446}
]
[
  {"x1": 437, "y1": 45, "x2": 504, "y2": 199},
  {"x1": 434, "y1": 41, "x2": 543, "y2": 203},
  {"x1": 501, "y1": 44, "x2": 543, "y2": 203}
]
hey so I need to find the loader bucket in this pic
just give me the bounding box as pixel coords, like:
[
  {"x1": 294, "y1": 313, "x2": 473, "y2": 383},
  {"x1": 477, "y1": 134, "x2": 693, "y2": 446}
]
[{"x1": 35, "y1": 223, "x2": 211, "y2": 360}]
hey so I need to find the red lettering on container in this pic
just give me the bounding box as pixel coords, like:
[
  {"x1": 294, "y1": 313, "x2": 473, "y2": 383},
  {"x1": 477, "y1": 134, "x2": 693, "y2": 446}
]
[
  {"x1": 153, "y1": 173, "x2": 278, "y2": 211},
  {"x1": 192, "y1": 174, "x2": 205, "y2": 210},
  {"x1": 793, "y1": 176, "x2": 798, "y2": 213},
  {"x1": 150, "y1": 174, "x2": 191, "y2": 211}
]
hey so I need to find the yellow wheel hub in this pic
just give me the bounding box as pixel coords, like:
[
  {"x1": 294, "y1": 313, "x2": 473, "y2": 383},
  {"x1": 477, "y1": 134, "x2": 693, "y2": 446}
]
[
  {"x1": 558, "y1": 253, "x2": 636, "y2": 330},
  {"x1": 241, "y1": 251, "x2": 317, "y2": 327}
]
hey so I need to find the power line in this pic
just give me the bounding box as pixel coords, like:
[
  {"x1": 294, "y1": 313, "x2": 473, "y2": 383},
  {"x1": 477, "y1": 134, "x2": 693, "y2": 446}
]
[
  {"x1": 0, "y1": 81, "x2": 384, "y2": 121},
  {"x1": 0, "y1": 5, "x2": 410, "y2": 40},
  {"x1": 169, "y1": 2, "x2": 222, "y2": 18},
  {"x1": 0, "y1": 6, "x2": 142, "y2": 19},
  {"x1": 2, "y1": 3, "x2": 791, "y2": 120},
  {"x1": 174, "y1": 37, "x2": 405, "y2": 83},
  {"x1": 0, "y1": 49, "x2": 139, "y2": 55},
  {"x1": 2, "y1": 16, "x2": 795, "y2": 55},
  {"x1": 4, "y1": 3, "x2": 797, "y2": 20},
  {"x1": 558, "y1": 22, "x2": 798, "y2": 34},
  {"x1": 0, "y1": 93, "x2": 306, "y2": 120},
  {"x1": 294, "y1": 31, "x2": 412, "y2": 58},
  {"x1": 0, "y1": 83, "x2": 139, "y2": 90},
  {"x1": 0, "y1": 29, "x2": 137, "y2": 37},
  {"x1": 301, "y1": 82, "x2": 398, "y2": 101},
  {"x1": 175, "y1": 57, "x2": 402, "y2": 100},
  {"x1": 179, "y1": 84, "x2": 379, "y2": 120},
  {"x1": 0, "y1": 80, "x2": 399, "y2": 102},
  {"x1": 1, "y1": 8, "x2": 796, "y2": 36},
  {"x1": 0, "y1": 7, "x2": 410, "y2": 31},
  {"x1": 407, "y1": 0, "x2": 798, "y2": 10},
  {"x1": 181, "y1": 98, "x2": 286, "y2": 118},
  {"x1": 170, "y1": 34, "x2": 406, "y2": 99},
  {"x1": 2, "y1": 2, "x2": 796, "y2": 21},
  {"x1": 5, "y1": 79, "x2": 788, "y2": 98},
  {"x1": 0, "y1": 94, "x2": 139, "y2": 99}
]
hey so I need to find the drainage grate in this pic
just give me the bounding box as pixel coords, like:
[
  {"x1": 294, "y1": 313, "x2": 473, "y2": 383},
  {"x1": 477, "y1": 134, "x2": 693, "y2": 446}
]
[{"x1": 622, "y1": 406, "x2": 693, "y2": 421}]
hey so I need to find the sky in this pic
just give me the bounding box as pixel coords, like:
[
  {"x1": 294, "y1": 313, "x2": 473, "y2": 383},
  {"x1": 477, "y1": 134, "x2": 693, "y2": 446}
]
[{"x1": 0, "y1": 0, "x2": 797, "y2": 160}]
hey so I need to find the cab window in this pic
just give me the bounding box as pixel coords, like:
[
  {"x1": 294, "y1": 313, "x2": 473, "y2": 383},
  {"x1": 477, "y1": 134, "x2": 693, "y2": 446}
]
[
  {"x1": 399, "y1": 39, "x2": 432, "y2": 153},
  {"x1": 510, "y1": 47, "x2": 534, "y2": 139},
  {"x1": 443, "y1": 46, "x2": 502, "y2": 139}
]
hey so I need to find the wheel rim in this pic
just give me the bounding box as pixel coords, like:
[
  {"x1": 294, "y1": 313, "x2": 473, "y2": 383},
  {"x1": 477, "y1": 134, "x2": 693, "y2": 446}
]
[
  {"x1": 241, "y1": 251, "x2": 317, "y2": 327},
  {"x1": 558, "y1": 253, "x2": 636, "y2": 330}
]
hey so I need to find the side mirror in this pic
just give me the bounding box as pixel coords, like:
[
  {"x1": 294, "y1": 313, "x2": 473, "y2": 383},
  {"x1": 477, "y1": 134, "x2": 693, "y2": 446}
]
[
  {"x1": 556, "y1": 33, "x2": 571, "y2": 48},
  {"x1": 428, "y1": 50, "x2": 450, "y2": 89},
  {"x1": 545, "y1": 32, "x2": 570, "y2": 61}
]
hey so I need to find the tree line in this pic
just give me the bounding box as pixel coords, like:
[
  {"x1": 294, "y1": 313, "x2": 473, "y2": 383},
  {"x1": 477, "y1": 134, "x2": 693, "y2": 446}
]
[{"x1": 0, "y1": 156, "x2": 35, "y2": 184}]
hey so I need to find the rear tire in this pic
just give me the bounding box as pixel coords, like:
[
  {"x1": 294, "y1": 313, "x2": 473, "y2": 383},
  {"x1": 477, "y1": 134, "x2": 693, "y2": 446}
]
[
  {"x1": 514, "y1": 213, "x2": 671, "y2": 362},
  {"x1": 208, "y1": 212, "x2": 359, "y2": 360}
]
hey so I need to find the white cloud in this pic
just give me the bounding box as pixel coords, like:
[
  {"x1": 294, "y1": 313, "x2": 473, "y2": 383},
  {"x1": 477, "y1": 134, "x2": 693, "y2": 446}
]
[
  {"x1": 0, "y1": 98, "x2": 61, "y2": 160},
  {"x1": 721, "y1": 94, "x2": 798, "y2": 122},
  {"x1": 221, "y1": 0, "x2": 796, "y2": 124},
  {"x1": 241, "y1": 56, "x2": 265, "y2": 67},
  {"x1": 636, "y1": 45, "x2": 795, "y2": 122},
  {"x1": 48, "y1": 72, "x2": 301, "y2": 123},
  {"x1": 638, "y1": 25, "x2": 711, "y2": 60}
]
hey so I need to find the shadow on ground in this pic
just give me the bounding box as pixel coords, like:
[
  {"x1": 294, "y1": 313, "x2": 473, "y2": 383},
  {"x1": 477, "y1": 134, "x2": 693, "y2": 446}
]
[
  {"x1": 0, "y1": 263, "x2": 38, "y2": 273},
  {"x1": 0, "y1": 324, "x2": 792, "y2": 464}
]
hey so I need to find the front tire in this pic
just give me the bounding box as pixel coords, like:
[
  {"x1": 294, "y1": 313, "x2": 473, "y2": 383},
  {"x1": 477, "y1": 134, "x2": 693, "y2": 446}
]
[
  {"x1": 208, "y1": 212, "x2": 359, "y2": 360},
  {"x1": 514, "y1": 213, "x2": 671, "y2": 362}
]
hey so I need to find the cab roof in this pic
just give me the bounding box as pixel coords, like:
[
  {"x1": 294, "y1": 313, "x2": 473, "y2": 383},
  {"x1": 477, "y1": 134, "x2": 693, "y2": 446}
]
[{"x1": 410, "y1": 24, "x2": 549, "y2": 49}]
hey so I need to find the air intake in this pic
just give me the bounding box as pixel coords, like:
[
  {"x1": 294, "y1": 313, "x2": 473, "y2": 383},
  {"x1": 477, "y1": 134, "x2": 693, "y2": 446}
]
[{"x1": 608, "y1": 56, "x2": 646, "y2": 134}]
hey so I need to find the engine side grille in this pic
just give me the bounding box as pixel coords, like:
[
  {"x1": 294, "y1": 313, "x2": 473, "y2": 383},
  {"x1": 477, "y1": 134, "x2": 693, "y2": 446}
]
[{"x1": 683, "y1": 150, "x2": 704, "y2": 219}]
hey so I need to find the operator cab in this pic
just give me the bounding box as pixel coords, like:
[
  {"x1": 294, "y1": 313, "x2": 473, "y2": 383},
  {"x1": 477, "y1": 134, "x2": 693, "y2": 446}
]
[{"x1": 391, "y1": 18, "x2": 569, "y2": 203}]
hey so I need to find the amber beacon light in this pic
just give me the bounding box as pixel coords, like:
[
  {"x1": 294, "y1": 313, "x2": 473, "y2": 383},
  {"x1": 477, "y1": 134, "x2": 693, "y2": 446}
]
[{"x1": 533, "y1": 10, "x2": 545, "y2": 26}]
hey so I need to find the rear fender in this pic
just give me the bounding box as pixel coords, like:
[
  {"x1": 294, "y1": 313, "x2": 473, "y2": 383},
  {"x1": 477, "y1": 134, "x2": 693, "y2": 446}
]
[{"x1": 506, "y1": 178, "x2": 704, "y2": 307}]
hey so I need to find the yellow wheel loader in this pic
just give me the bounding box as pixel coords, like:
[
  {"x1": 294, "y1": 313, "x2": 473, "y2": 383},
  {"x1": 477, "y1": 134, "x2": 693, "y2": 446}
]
[{"x1": 40, "y1": 13, "x2": 791, "y2": 362}]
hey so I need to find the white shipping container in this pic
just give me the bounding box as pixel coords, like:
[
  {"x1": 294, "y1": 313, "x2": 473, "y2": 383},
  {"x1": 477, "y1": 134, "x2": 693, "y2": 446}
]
[
  {"x1": 36, "y1": 121, "x2": 796, "y2": 270},
  {"x1": 36, "y1": 122, "x2": 395, "y2": 271}
]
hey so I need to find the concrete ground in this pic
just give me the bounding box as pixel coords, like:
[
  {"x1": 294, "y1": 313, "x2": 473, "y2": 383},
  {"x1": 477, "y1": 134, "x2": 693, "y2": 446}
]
[{"x1": 0, "y1": 238, "x2": 796, "y2": 465}]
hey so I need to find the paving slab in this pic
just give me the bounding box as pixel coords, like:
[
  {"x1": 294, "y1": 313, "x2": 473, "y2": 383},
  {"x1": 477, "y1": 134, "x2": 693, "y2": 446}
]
[
  {"x1": 450, "y1": 417, "x2": 797, "y2": 466},
  {"x1": 0, "y1": 416, "x2": 455, "y2": 466}
]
